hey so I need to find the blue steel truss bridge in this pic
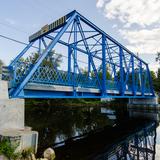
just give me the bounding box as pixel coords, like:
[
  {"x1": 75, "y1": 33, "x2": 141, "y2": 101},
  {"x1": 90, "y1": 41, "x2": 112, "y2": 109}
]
[{"x1": 2, "y1": 10, "x2": 155, "y2": 99}]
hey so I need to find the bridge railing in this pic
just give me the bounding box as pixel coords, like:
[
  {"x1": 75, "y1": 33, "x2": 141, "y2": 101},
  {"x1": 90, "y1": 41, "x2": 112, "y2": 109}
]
[
  {"x1": 30, "y1": 66, "x2": 99, "y2": 88},
  {"x1": 4, "y1": 61, "x2": 120, "y2": 91},
  {"x1": 2, "y1": 61, "x2": 152, "y2": 95}
]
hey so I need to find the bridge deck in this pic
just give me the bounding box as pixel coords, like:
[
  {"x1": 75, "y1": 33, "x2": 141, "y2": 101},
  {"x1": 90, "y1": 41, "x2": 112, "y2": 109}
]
[{"x1": 12, "y1": 83, "x2": 152, "y2": 98}]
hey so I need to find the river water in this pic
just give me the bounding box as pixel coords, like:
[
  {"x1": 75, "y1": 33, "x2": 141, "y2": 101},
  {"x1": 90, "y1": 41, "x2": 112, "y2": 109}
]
[{"x1": 25, "y1": 103, "x2": 160, "y2": 160}]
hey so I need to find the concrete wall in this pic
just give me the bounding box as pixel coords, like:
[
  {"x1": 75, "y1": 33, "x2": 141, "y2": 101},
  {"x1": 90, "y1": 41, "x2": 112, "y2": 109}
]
[
  {"x1": 0, "y1": 80, "x2": 38, "y2": 153},
  {"x1": 129, "y1": 97, "x2": 158, "y2": 106},
  {"x1": 128, "y1": 97, "x2": 159, "y2": 121},
  {"x1": 0, "y1": 99, "x2": 24, "y2": 131},
  {"x1": 0, "y1": 80, "x2": 8, "y2": 99},
  {"x1": 0, "y1": 80, "x2": 24, "y2": 131}
]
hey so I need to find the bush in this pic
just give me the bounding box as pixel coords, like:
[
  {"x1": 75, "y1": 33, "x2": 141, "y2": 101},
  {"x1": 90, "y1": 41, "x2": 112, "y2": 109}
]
[
  {"x1": 0, "y1": 139, "x2": 20, "y2": 160},
  {"x1": 21, "y1": 147, "x2": 34, "y2": 159}
]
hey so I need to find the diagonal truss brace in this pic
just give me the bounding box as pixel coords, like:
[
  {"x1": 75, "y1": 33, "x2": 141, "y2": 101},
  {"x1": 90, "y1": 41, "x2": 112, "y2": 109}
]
[{"x1": 12, "y1": 12, "x2": 77, "y2": 97}]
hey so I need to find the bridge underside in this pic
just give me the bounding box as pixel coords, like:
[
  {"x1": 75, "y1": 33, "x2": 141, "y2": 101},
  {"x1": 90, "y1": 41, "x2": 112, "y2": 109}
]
[{"x1": 3, "y1": 10, "x2": 155, "y2": 99}]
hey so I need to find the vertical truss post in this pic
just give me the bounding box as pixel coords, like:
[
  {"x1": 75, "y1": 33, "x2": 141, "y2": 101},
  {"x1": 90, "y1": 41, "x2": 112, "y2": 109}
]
[
  {"x1": 102, "y1": 34, "x2": 106, "y2": 96},
  {"x1": 39, "y1": 38, "x2": 42, "y2": 55},
  {"x1": 42, "y1": 37, "x2": 47, "y2": 48},
  {"x1": 140, "y1": 61, "x2": 144, "y2": 96},
  {"x1": 132, "y1": 56, "x2": 136, "y2": 96},
  {"x1": 119, "y1": 47, "x2": 124, "y2": 95},
  {"x1": 74, "y1": 21, "x2": 78, "y2": 74},
  {"x1": 146, "y1": 64, "x2": 155, "y2": 96},
  {"x1": 68, "y1": 45, "x2": 72, "y2": 84},
  {"x1": 88, "y1": 52, "x2": 91, "y2": 78},
  {"x1": 73, "y1": 19, "x2": 77, "y2": 96}
]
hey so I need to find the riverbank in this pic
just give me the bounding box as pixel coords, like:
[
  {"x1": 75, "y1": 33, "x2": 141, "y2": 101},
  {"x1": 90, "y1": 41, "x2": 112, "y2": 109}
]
[{"x1": 25, "y1": 98, "x2": 129, "y2": 108}]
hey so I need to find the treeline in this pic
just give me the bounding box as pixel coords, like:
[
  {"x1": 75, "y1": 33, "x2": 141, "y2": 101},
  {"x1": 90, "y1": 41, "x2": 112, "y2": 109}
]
[{"x1": 150, "y1": 69, "x2": 160, "y2": 92}]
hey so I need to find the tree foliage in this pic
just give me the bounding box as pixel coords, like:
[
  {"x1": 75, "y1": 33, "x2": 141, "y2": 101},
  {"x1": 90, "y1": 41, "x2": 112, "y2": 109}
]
[
  {"x1": 150, "y1": 69, "x2": 160, "y2": 92},
  {"x1": 22, "y1": 50, "x2": 62, "y2": 69},
  {"x1": 81, "y1": 67, "x2": 112, "y2": 80},
  {"x1": 0, "y1": 59, "x2": 4, "y2": 74},
  {"x1": 156, "y1": 52, "x2": 160, "y2": 64},
  {"x1": 0, "y1": 139, "x2": 20, "y2": 160}
]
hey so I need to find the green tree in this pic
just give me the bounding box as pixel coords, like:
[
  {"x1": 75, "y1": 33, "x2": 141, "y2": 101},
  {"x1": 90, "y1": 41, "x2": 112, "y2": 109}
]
[
  {"x1": 156, "y1": 52, "x2": 160, "y2": 64},
  {"x1": 23, "y1": 50, "x2": 62, "y2": 69},
  {"x1": 0, "y1": 59, "x2": 4, "y2": 74},
  {"x1": 81, "y1": 67, "x2": 111, "y2": 80},
  {"x1": 150, "y1": 70, "x2": 156, "y2": 81},
  {"x1": 157, "y1": 68, "x2": 160, "y2": 80},
  {"x1": 0, "y1": 139, "x2": 20, "y2": 160},
  {"x1": 81, "y1": 67, "x2": 88, "y2": 76},
  {"x1": 150, "y1": 70, "x2": 158, "y2": 91}
]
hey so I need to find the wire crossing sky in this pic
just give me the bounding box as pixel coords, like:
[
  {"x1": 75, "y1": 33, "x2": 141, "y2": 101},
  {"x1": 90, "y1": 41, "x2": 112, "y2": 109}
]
[{"x1": 0, "y1": 0, "x2": 159, "y2": 71}]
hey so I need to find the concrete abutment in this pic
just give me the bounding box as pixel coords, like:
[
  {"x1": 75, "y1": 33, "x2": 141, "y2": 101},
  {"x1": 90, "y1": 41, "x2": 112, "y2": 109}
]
[
  {"x1": 0, "y1": 80, "x2": 38, "y2": 152},
  {"x1": 128, "y1": 97, "x2": 159, "y2": 121}
]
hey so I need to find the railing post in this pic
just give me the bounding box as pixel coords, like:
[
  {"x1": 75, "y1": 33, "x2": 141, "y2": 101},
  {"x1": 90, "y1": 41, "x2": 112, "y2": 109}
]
[
  {"x1": 102, "y1": 34, "x2": 106, "y2": 96},
  {"x1": 131, "y1": 55, "x2": 136, "y2": 96},
  {"x1": 119, "y1": 47, "x2": 124, "y2": 95}
]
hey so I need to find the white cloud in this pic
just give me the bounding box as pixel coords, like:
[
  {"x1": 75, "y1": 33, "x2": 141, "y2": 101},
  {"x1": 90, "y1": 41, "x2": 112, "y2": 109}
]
[
  {"x1": 96, "y1": 0, "x2": 160, "y2": 56},
  {"x1": 112, "y1": 24, "x2": 117, "y2": 28},
  {"x1": 98, "y1": 0, "x2": 160, "y2": 27},
  {"x1": 96, "y1": 0, "x2": 105, "y2": 8},
  {"x1": 119, "y1": 28, "x2": 160, "y2": 54}
]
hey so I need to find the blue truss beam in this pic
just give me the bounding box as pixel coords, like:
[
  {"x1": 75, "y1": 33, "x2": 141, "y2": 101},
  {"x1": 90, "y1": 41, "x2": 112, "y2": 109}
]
[
  {"x1": 77, "y1": 11, "x2": 147, "y2": 65},
  {"x1": 5, "y1": 10, "x2": 154, "y2": 99},
  {"x1": 11, "y1": 12, "x2": 77, "y2": 97}
]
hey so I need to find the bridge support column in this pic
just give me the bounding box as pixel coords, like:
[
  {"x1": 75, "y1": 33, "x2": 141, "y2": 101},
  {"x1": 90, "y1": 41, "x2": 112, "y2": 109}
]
[
  {"x1": 0, "y1": 80, "x2": 38, "y2": 153},
  {"x1": 127, "y1": 97, "x2": 159, "y2": 121}
]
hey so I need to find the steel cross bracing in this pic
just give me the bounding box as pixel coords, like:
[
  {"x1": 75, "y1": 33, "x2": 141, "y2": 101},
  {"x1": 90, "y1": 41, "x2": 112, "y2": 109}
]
[{"x1": 3, "y1": 10, "x2": 155, "y2": 98}]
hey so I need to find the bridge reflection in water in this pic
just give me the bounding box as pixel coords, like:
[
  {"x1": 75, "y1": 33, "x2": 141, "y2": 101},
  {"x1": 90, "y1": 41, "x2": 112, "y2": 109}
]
[
  {"x1": 95, "y1": 122, "x2": 156, "y2": 160},
  {"x1": 26, "y1": 104, "x2": 158, "y2": 159}
]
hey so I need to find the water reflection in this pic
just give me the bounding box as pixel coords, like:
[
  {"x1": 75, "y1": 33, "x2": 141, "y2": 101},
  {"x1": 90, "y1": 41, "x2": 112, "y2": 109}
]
[
  {"x1": 101, "y1": 108, "x2": 116, "y2": 120},
  {"x1": 95, "y1": 122, "x2": 156, "y2": 160},
  {"x1": 25, "y1": 104, "x2": 159, "y2": 159},
  {"x1": 26, "y1": 105, "x2": 117, "y2": 155}
]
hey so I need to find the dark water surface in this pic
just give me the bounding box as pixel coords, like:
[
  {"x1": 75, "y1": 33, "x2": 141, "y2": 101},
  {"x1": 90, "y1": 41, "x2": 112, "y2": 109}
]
[{"x1": 25, "y1": 104, "x2": 160, "y2": 160}]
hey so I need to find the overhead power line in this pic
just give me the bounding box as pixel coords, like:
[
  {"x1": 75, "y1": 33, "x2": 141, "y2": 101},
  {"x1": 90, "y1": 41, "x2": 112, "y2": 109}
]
[
  {"x1": 0, "y1": 34, "x2": 88, "y2": 65},
  {"x1": 0, "y1": 34, "x2": 28, "y2": 46}
]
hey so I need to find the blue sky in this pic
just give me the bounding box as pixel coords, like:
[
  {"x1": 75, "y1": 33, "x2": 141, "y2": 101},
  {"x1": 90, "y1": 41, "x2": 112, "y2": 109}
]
[{"x1": 0, "y1": 0, "x2": 159, "y2": 71}]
